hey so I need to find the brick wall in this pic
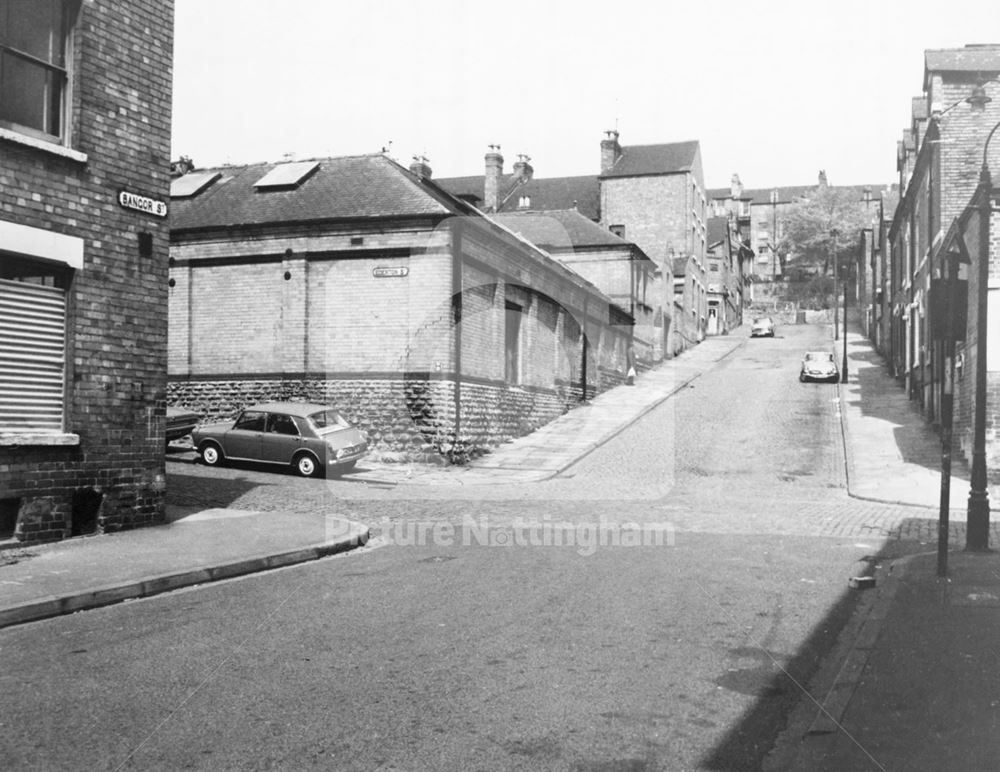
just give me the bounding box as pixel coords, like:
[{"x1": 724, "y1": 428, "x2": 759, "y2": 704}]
[
  {"x1": 0, "y1": 1, "x2": 174, "y2": 542},
  {"x1": 169, "y1": 218, "x2": 632, "y2": 462}
]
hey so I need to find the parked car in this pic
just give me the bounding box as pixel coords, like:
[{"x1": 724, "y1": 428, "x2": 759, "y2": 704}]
[
  {"x1": 166, "y1": 406, "x2": 202, "y2": 446},
  {"x1": 799, "y1": 351, "x2": 839, "y2": 383},
  {"x1": 750, "y1": 316, "x2": 776, "y2": 337},
  {"x1": 191, "y1": 402, "x2": 368, "y2": 477}
]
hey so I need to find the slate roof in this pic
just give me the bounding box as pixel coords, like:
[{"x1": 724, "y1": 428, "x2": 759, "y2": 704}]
[
  {"x1": 490, "y1": 209, "x2": 655, "y2": 267},
  {"x1": 707, "y1": 184, "x2": 888, "y2": 207},
  {"x1": 600, "y1": 141, "x2": 700, "y2": 178},
  {"x1": 924, "y1": 45, "x2": 1000, "y2": 79},
  {"x1": 170, "y1": 154, "x2": 454, "y2": 231},
  {"x1": 707, "y1": 216, "x2": 729, "y2": 245},
  {"x1": 436, "y1": 174, "x2": 601, "y2": 220}
]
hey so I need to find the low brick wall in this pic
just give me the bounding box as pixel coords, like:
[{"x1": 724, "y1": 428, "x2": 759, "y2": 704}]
[{"x1": 169, "y1": 371, "x2": 624, "y2": 464}]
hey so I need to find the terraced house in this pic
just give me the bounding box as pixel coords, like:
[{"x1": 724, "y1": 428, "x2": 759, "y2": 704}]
[
  {"x1": 167, "y1": 154, "x2": 634, "y2": 462},
  {"x1": 0, "y1": 0, "x2": 175, "y2": 542}
]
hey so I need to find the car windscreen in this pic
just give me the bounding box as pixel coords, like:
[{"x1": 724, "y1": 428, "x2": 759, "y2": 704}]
[{"x1": 307, "y1": 410, "x2": 350, "y2": 430}]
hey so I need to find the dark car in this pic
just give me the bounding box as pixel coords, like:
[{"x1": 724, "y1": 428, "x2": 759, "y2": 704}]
[
  {"x1": 191, "y1": 402, "x2": 367, "y2": 477},
  {"x1": 799, "y1": 351, "x2": 839, "y2": 382},
  {"x1": 166, "y1": 406, "x2": 202, "y2": 446}
]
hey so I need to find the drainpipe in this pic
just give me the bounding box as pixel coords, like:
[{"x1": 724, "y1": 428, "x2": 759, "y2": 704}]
[{"x1": 452, "y1": 220, "x2": 463, "y2": 455}]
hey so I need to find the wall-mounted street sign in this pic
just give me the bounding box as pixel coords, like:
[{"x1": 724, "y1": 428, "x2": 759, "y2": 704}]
[
  {"x1": 373, "y1": 266, "x2": 409, "y2": 278},
  {"x1": 118, "y1": 190, "x2": 168, "y2": 218}
]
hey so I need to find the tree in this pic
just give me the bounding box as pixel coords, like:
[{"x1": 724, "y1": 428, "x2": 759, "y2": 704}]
[{"x1": 777, "y1": 184, "x2": 873, "y2": 278}]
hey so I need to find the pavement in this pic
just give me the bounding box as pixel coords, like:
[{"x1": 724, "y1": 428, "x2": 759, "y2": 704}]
[
  {"x1": 3, "y1": 318, "x2": 1000, "y2": 770},
  {"x1": 764, "y1": 321, "x2": 1000, "y2": 772}
]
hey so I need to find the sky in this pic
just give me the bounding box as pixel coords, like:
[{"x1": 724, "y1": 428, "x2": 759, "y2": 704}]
[{"x1": 171, "y1": 0, "x2": 1000, "y2": 191}]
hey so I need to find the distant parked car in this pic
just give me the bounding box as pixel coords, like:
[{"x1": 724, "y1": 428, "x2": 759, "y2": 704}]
[
  {"x1": 750, "y1": 316, "x2": 776, "y2": 337},
  {"x1": 191, "y1": 402, "x2": 367, "y2": 477},
  {"x1": 799, "y1": 351, "x2": 839, "y2": 383},
  {"x1": 166, "y1": 406, "x2": 202, "y2": 446}
]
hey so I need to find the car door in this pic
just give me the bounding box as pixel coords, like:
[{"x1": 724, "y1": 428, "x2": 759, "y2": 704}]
[
  {"x1": 225, "y1": 410, "x2": 266, "y2": 459},
  {"x1": 260, "y1": 412, "x2": 302, "y2": 464}
]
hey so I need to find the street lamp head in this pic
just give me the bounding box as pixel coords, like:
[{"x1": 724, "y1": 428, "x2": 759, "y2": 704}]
[{"x1": 967, "y1": 79, "x2": 993, "y2": 113}]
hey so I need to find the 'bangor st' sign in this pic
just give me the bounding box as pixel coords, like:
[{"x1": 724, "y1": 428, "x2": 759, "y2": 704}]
[{"x1": 118, "y1": 190, "x2": 168, "y2": 218}]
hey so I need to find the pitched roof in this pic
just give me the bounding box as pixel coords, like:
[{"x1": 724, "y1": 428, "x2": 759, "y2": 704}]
[
  {"x1": 707, "y1": 216, "x2": 729, "y2": 245},
  {"x1": 436, "y1": 174, "x2": 601, "y2": 220},
  {"x1": 600, "y1": 141, "x2": 700, "y2": 178},
  {"x1": 924, "y1": 45, "x2": 1000, "y2": 77},
  {"x1": 491, "y1": 209, "x2": 624, "y2": 248},
  {"x1": 170, "y1": 154, "x2": 454, "y2": 231}
]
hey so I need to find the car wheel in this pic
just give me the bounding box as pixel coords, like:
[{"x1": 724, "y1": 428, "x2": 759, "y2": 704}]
[
  {"x1": 294, "y1": 453, "x2": 320, "y2": 478},
  {"x1": 200, "y1": 442, "x2": 224, "y2": 467},
  {"x1": 799, "y1": 372, "x2": 806, "y2": 382}
]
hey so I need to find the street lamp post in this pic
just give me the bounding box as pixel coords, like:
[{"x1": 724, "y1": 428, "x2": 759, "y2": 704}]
[
  {"x1": 841, "y1": 261, "x2": 849, "y2": 383},
  {"x1": 938, "y1": 248, "x2": 963, "y2": 575},
  {"x1": 966, "y1": 116, "x2": 1000, "y2": 551},
  {"x1": 831, "y1": 229, "x2": 840, "y2": 341}
]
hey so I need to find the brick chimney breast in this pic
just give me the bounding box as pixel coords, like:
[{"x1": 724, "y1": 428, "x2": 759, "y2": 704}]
[
  {"x1": 730, "y1": 173, "x2": 743, "y2": 198},
  {"x1": 601, "y1": 130, "x2": 622, "y2": 174},
  {"x1": 513, "y1": 153, "x2": 534, "y2": 182},
  {"x1": 409, "y1": 155, "x2": 432, "y2": 179},
  {"x1": 485, "y1": 144, "x2": 504, "y2": 212}
]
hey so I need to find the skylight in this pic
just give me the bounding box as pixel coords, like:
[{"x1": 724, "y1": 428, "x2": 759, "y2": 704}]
[
  {"x1": 170, "y1": 171, "x2": 221, "y2": 198},
  {"x1": 253, "y1": 161, "x2": 319, "y2": 190}
]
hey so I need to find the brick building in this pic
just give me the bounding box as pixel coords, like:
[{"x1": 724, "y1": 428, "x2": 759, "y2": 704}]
[
  {"x1": 0, "y1": 0, "x2": 175, "y2": 543},
  {"x1": 706, "y1": 216, "x2": 752, "y2": 334},
  {"x1": 887, "y1": 44, "x2": 1000, "y2": 470},
  {"x1": 438, "y1": 133, "x2": 713, "y2": 361},
  {"x1": 167, "y1": 154, "x2": 633, "y2": 462},
  {"x1": 491, "y1": 209, "x2": 659, "y2": 366},
  {"x1": 598, "y1": 132, "x2": 708, "y2": 357}
]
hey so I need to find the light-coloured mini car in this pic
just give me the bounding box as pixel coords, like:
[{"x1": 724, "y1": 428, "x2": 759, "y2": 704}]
[
  {"x1": 799, "y1": 351, "x2": 839, "y2": 383},
  {"x1": 191, "y1": 402, "x2": 367, "y2": 477},
  {"x1": 166, "y1": 406, "x2": 201, "y2": 446},
  {"x1": 750, "y1": 317, "x2": 775, "y2": 337}
]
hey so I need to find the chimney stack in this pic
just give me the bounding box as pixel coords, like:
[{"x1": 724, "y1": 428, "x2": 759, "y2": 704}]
[
  {"x1": 484, "y1": 144, "x2": 504, "y2": 212},
  {"x1": 512, "y1": 153, "x2": 534, "y2": 183},
  {"x1": 818, "y1": 169, "x2": 829, "y2": 187},
  {"x1": 409, "y1": 155, "x2": 432, "y2": 179},
  {"x1": 601, "y1": 130, "x2": 622, "y2": 174},
  {"x1": 730, "y1": 173, "x2": 743, "y2": 198}
]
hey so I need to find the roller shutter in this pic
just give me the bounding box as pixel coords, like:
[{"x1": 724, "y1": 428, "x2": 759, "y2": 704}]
[{"x1": 0, "y1": 278, "x2": 66, "y2": 432}]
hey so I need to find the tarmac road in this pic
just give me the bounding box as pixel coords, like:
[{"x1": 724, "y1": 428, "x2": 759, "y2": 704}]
[{"x1": 0, "y1": 323, "x2": 921, "y2": 771}]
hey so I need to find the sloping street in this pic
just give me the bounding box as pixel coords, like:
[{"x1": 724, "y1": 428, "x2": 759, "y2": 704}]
[{"x1": 0, "y1": 323, "x2": 959, "y2": 770}]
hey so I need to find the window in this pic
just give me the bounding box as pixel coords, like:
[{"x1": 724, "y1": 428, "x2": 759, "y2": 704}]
[
  {"x1": 505, "y1": 301, "x2": 522, "y2": 384},
  {"x1": 0, "y1": 0, "x2": 76, "y2": 143},
  {"x1": 266, "y1": 413, "x2": 298, "y2": 436},
  {"x1": 517, "y1": 195, "x2": 531, "y2": 209},
  {"x1": 234, "y1": 411, "x2": 266, "y2": 432},
  {"x1": 0, "y1": 256, "x2": 71, "y2": 432}
]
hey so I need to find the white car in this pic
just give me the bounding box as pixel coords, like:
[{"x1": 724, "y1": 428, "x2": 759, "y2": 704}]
[
  {"x1": 800, "y1": 351, "x2": 839, "y2": 382},
  {"x1": 750, "y1": 317, "x2": 775, "y2": 337}
]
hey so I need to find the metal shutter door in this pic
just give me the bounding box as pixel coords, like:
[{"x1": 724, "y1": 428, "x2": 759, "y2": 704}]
[{"x1": 0, "y1": 278, "x2": 66, "y2": 432}]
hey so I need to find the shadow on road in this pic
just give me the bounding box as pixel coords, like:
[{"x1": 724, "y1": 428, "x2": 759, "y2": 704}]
[{"x1": 701, "y1": 521, "x2": 934, "y2": 770}]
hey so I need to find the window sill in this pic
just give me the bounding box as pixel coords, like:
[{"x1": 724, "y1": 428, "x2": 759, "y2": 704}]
[
  {"x1": 0, "y1": 127, "x2": 87, "y2": 164},
  {"x1": 0, "y1": 432, "x2": 80, "y2": 447}
]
